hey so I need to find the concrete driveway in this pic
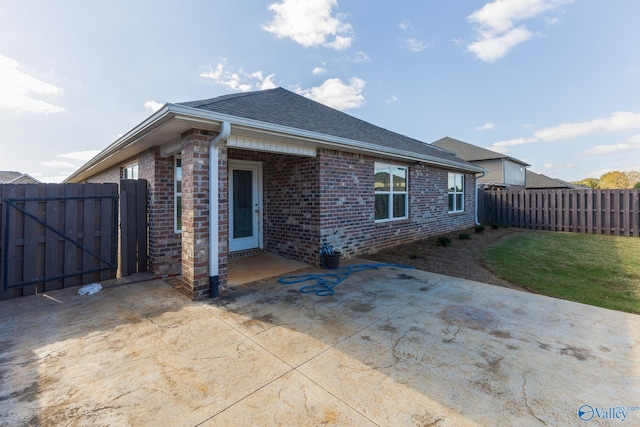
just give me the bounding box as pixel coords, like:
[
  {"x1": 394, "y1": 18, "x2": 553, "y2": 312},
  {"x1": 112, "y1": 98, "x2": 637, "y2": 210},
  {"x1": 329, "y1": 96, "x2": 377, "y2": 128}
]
[{"x1": 1, "y1": 264, "x2": 639, "y2": 426}]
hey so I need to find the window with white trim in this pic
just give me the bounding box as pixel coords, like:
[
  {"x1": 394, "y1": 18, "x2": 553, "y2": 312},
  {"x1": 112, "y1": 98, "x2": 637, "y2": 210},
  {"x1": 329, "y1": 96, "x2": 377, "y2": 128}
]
[
  {"x1": 175, "y1": 156, "x2": 182, "y2": 233},
  {"x1": 375, "y1": 163, "x2": 408, "y2": 221},
  {"x1": 123, "y1": 162, "x2": 138, "y2": 179},
  {"x1": 448, "y1": 173, "x2": 464, "y2": 213}
]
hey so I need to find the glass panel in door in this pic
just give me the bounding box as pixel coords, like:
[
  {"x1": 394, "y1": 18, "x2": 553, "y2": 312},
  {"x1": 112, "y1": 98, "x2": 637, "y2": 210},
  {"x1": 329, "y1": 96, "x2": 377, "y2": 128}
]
[{"x1": 233, "y1": 169, "x2": 253, "y2": 239}]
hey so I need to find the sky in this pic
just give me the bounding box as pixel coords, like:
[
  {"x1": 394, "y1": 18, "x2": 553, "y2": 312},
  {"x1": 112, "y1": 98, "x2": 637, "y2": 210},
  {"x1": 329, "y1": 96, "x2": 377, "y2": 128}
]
[{"x1": 1, "y1": 0, "x2": 640, "y2": 183}]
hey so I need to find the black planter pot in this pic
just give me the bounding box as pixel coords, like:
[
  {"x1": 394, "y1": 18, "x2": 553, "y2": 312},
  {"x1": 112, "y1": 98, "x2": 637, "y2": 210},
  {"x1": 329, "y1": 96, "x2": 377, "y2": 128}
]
[{"x1": 322, "y1": 252, "x2": 341, "y2": 269}]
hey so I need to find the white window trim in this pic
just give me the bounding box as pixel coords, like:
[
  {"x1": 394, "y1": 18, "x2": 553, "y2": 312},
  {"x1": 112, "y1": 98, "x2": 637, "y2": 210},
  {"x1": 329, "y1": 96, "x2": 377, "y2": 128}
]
[
  {"x1": 448, "y1": 173, "x2": 464, "y2": 213},
  {"x1": 174, "y1": 155, "x2": 182, "y2": 234},
  {"x1": 375, "y1": 162, "x2": 409, "y2": 223},
  {"x1": 123, "y1": 162, "x2": 139, "y2": 180}
]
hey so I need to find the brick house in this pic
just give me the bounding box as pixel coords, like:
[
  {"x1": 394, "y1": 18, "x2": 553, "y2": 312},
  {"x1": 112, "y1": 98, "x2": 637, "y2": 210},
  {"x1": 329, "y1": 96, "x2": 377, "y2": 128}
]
[
  {"x1": 0, "y1": 171, "x2": 40, "y2": 184},
  {"x1": 66, "y1": 88, "x2": 484, "y2": 299}
]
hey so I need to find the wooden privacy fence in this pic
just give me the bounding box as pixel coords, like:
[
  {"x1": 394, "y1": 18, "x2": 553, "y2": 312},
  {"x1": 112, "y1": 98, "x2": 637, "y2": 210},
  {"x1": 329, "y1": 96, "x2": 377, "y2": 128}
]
[
  {"x1": 0, "y1": 180, "x2": 149, "y2": 301},
  {"x1": 479, "y1": 189, "x2": 640, "y2": 237},
  {"x1": 119, "y1": 179, "x2": 149, "y2": 277}
]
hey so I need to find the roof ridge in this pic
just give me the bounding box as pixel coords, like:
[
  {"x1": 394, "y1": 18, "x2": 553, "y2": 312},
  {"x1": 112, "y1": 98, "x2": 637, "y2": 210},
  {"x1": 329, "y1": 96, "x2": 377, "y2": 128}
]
[{"x1": 177, "y1": 87, "x2": 283, "y2": 108}]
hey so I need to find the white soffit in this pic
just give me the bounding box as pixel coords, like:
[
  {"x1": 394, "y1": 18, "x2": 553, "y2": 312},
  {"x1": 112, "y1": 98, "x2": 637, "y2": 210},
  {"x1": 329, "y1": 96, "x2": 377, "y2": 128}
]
[{"x1": 227, "y1": 135, "x2": 316, "y2": 157}]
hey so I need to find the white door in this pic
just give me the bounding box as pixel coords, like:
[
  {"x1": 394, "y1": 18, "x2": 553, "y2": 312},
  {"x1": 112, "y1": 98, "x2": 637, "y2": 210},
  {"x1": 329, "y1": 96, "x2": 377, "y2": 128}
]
[{"x1": 229, "y1": 161, "x2": 262, "y2": 252}]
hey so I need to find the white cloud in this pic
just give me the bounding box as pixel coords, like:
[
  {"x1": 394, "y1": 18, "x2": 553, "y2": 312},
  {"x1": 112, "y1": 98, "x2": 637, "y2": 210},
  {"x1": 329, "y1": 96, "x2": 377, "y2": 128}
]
[
  {"x1": 405, "y1": 38, "x2": 430, "y2": 52},
  {"x1": 263, "y1": 0, "x2": 353, "y2": 51},
  {"x1": 0, "y1": 54, "x2": 66, "y2": 114},
  {"x1": 386, "y1": 95, "x2": 398, "y2": 104},
  {"x1": 39, "y1": 173, "x2": 74, "y2": 184},
  {"x1": 41, "y1": 160, "x2": 75, "y2": 168},
  {"x1": 312, "y1": 63, "x2": 327, "y2": 75},
  {"x1": 476, "y1": 122, "x2": 496, "y2": 131},
  {"x1": 296, "y1": 77, "x2": 366, "y2": 111},
  {"x1": 144, "y1": 100, "x2": 163, "y2": 112},
  {"x1": 467, "y1": 27, "x2": 533, "y2": 63},
  {"x1": 352, "y1": 51, "x2": 371, "y2": 62},
  {"x1": 629, "y1": 134, "x2": 640, "y2": 143},
  {"x1": 492, "y1": 137, "x2": 536, "y2": 147},
  {"x1": 584, "y1": 143, "x2": 632, "y2": 155},
  {"x1": 466, "y1": 0, "x2": 573, "y2": 63},
  {"x1": 325, "y1": 35, "x2": 352, "y2": 51},
  {"x1": 58, "y1": 150, "x2": 101, "y2": 162},
  {"x1": 533, "y1": 112, "x2": 640, "y2": 141},
  {"x1": 201, "y1": 60, "x2": 278, "y2": 92},
  {"x1": 252, "y1": 71, "x2": 278, "y2": 90},
  {"x1": 399, "y1": 20, "x2": 412, "y2": 31}
]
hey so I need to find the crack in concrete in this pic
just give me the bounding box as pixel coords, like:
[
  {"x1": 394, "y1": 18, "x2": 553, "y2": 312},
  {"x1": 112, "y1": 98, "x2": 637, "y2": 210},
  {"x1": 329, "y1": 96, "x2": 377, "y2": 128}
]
[{"x1": 522, "y1": 373, "x2": 547, "y2": 425}]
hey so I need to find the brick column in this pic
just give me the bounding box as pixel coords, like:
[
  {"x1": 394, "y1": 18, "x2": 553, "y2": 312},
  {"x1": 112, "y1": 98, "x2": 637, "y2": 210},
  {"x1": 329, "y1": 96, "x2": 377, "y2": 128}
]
[
  {"x1": 146, "y1": 147, "x2": 181, "y2": 275},
  {"x1": 181, "y1": 130, "x2": 211, "y2": 299}
]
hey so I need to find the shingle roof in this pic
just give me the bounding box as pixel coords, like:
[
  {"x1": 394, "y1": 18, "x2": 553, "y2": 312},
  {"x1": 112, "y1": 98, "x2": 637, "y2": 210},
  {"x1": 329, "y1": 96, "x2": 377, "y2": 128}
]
[
  {"x1": 0, "y1": 171, "x2": 40, "y2": 184},
  {"x1": 431, "y1": 137, "x2": 529, "y2": 166},
  {"x1": 179, "y1": 88, "x2": 472, "y2": 168},
  {"x1": 0, "y1": 171, "x2": 22, "y2": 183},
  {"x1": 526, "y1": 170, "x2": 576, "y2": 189}
]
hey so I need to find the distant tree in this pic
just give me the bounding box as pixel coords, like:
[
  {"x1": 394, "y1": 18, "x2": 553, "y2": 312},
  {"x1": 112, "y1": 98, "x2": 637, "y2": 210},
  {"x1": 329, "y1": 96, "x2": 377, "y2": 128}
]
[
  {"x1": 634, "y1": 182, "x2": 640, "y2": 189},
  {"x1": 599, "y1": 171, "x2": 630, "y2": 189},
  {"x1": 626, "y1": 171, "x2": 640, "y2": 186},
  {"x1": 572, "y1": 177, "x2": 599, "y2": 189}
]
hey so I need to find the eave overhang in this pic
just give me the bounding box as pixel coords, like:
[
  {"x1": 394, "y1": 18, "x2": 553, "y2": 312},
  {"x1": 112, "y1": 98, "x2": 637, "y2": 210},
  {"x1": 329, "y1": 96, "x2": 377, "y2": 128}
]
[{"x1": 65, "y1": 103, "x2": 484, "y2": 183}]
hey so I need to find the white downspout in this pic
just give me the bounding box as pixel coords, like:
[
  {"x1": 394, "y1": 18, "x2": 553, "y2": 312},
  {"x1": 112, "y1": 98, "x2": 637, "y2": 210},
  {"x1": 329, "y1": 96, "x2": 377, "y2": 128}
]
[
  {"x1": 475, "y1": 171, "x2": 486, "y2": 226},
  {"x1": 209, "y1": 121, "x2": 231, "y2": 298}
]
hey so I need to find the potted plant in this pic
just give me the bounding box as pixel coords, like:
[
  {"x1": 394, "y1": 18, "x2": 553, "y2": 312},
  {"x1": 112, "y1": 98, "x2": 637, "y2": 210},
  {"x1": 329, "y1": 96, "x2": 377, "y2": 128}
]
[{"x1": 320, "y1": 243, "x2": 341, "y2": 269}]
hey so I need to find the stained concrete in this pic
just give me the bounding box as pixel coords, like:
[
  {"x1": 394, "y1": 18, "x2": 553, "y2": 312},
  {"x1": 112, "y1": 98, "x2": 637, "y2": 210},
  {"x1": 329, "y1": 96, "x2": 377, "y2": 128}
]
[
  {"x1": 228, "y1": 253, "x2": 309, "y2": 287},
  {"x1": 1, "y1": 265, "x2": 639, "y2": 426}
]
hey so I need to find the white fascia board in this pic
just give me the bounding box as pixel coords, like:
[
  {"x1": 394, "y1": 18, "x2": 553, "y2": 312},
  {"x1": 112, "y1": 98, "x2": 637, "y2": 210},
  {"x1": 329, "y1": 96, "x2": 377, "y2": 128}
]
[
  {"x1": 64, "y1": 105, "x2": 175, "y2": 182},
  {"x1": 169, "y1": 104, "x2": 484, "y2": 173}
]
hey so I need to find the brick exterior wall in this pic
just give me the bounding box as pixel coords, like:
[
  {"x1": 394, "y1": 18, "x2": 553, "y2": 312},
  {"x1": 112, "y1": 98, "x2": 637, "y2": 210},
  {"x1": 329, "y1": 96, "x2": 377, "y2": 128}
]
[
  {"x1": 146, "y1": 149, "x2": 181, "y2": 275},
  {"x1": 228, "y1": 147, "x2": 476, "y2": 266},
  {"x1": 84, "y1": 147, "x2": 182, "y2": 278},
  {"x1": 228, "y1": 148, "x2": 321, "y2": 264},
  {"x1": 316, "y1": 149, "x2": 476, "y2": 259}
]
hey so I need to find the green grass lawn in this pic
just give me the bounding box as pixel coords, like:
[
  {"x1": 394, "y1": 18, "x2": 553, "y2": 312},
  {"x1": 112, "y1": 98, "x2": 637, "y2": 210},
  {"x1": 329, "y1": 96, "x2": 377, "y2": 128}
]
[{"x1": 482, "y1": 231, "x2": 640, "y2": 314}]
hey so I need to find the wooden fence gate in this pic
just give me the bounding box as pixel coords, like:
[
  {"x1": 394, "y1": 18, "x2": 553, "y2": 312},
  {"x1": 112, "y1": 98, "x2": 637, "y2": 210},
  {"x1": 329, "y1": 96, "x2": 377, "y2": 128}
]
[{"x1": 0, "y1": 180, "x2": 148, "y2": 300}]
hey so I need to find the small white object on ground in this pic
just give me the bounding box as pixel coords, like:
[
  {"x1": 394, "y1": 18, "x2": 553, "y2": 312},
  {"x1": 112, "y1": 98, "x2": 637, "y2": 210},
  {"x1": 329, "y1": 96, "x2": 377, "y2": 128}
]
[{"x1": 78, "y1": 283, "x2": 102, "y2": 295}]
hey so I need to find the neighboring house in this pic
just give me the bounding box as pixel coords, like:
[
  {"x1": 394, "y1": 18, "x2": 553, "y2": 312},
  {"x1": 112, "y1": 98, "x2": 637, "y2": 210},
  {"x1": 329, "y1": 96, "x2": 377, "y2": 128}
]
[
  {"x1": 66, "y1": 88, "x2": 484, "y2": 299},
  {"x1": 525, "y1": 170, "x2": 579, "y2": 189},
  {"x1": 432, "y1": 137, "x2": 529, "y2": 189},
  {"x1": 0, "y1": 171, "x2": 40, "y2": 184}
]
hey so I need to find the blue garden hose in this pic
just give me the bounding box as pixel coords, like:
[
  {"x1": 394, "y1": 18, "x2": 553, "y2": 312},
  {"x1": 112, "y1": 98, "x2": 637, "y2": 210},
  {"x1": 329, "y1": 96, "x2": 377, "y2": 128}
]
[{"x1": 278, "y1": 263, "x2": 415, "y2": 296}]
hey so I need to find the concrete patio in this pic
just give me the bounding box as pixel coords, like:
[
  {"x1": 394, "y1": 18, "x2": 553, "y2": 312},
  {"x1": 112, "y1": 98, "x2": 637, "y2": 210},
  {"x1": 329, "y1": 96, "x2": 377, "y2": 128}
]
[{"x1": 1, "y1": 262, "x2": 639, "y2": 426}]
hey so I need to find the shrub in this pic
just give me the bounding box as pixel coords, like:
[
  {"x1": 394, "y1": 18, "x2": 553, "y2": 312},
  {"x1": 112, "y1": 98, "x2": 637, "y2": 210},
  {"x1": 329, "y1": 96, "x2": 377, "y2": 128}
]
[
  {"x1": 436, "y1": 236, "x2": 452, "y2": 247},
  {"x1": 474, "y1": 225, "x2": 486, "y2": 233},
  {"x1": 500, "y1": 223, "x2": 509, "y2": 228},
  {"x1": 490, "y1": 224, "x2": 499, "y2": 229},
  {"x1": 459, "y1": 233, "x2": 471, "y2": 240}
]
